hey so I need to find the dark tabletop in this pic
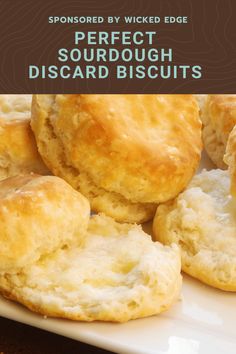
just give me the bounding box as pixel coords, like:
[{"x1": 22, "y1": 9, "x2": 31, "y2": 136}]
[{"x1": 0, "y1": 317, "x2": 116, "y2": 354}]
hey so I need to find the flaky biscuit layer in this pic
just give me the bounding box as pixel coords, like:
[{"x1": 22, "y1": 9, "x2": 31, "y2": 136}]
[
  {"x1": 0, "y1": 214, "x2": 181, "y2": 322},
  {"x1": 154, "y1": 169, "x2": 236, "y2": 291}
]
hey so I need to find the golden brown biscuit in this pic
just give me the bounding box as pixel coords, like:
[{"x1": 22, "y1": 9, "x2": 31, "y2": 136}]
[
  {"x1": 153, "y1": 169, "x2": 236, "y2": 291},
  {"x1": 0, "y1": 174, "x2": 90, "y2": 272},
  {"x1": 0, "y1": 95, "x2": 49, "y2": 180},
  {"x1": 201, "y1": 94, "x2": 236, "y2": 169},
  {"x1": 31, "y1": 94, "x2": 202, "y2": 223},
  {"x1": 0, "y1": 214, "x2": 181, "y2": 322}
]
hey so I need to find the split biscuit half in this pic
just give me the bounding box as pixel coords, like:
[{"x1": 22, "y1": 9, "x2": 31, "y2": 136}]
[
  {"x1": 0, "y1": 175, "x2": 181, "y2": 322},
  {"x1": 154, "y1": 169, "x2": 236, "y2": 291}
]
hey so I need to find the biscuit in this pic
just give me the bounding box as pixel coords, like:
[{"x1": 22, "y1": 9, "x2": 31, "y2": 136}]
[
  {"x1": 153, "y1": 169, "x2": 236, "y2": 291},
  {"x1": 201, "y1": 94, "x2": 236, "y2": 169},
  {"x1": 0, "y1": 95, "x2": 49, "y2": 180},
  {"x1": 31, "y1": 94, "x2": 202, "y2": 223},
  {"x1": 0, "y1": 214, "x2": 181, "y2": 322},
  {"x1": 0, "y1": 174, "x2": 90, "y2": 272}
]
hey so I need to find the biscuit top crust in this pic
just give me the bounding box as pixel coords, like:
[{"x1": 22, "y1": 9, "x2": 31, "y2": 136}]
[
  {"x1": 0, "y1": 174, "x2": 90, "y2": 272},
  {"x1": 32, "y1": 94, "x2": 202, "y2": 204}
]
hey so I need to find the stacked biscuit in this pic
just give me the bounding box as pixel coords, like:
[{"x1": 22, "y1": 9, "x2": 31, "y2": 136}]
[
  {"x1": 0, "y1": 93, "x2": 235, "y2": 324},
  {"x1": 0, "y1": 174, "x2": 181, "y2": 322}
]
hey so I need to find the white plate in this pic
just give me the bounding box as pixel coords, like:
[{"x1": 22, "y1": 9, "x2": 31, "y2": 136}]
[{"x1": 1, "y1": 152, "x2": 236, "y2": 354}]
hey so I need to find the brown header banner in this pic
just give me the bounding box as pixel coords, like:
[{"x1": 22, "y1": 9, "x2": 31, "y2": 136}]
[{"x1": 0, "y1": 0, "x2": 235, "y2": 93}]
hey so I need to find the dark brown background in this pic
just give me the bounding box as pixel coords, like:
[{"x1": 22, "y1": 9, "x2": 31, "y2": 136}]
[{"x1": 0, "y1": 0, "x2": 235, "y2": 93}]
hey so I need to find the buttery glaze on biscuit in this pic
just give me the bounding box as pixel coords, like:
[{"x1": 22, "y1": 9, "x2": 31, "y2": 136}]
[
  {"x1": 31, "y1": 94, "x2": 202, "y2": 223},
  {"x1": 0, "y1": 95, "x2": 49, "y2": 180}
]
